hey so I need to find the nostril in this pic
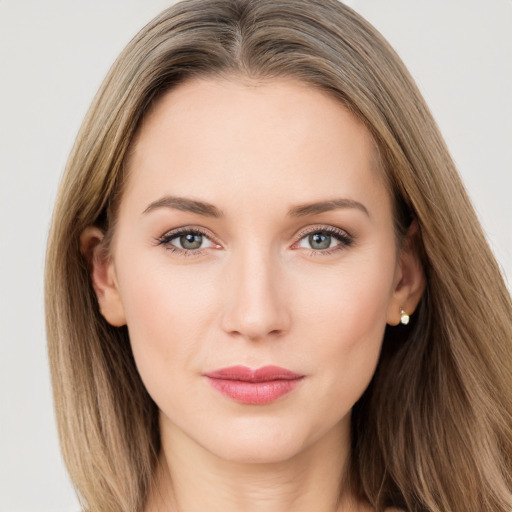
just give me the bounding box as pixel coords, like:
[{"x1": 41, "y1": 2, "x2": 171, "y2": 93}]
[{"x1": 221, "y1": 315, "x2": 289, "y2": 342}]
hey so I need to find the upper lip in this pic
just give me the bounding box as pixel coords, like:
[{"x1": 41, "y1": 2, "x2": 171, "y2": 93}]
[{"x1": 204, "y1": 365, "x2": 304, "y2": 382}]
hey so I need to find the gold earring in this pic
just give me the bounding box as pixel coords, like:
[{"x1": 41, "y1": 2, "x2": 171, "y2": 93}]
[{"x1": 400, "y1": 307, "x2": 410, "y2": 325}]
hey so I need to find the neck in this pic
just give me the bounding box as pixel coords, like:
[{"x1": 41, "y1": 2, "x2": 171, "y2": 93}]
[{"x1": 146, "y1": 414, "x2": 365, "y2": 512}]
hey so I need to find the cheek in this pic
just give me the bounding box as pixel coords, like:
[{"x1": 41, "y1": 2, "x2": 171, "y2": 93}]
[
  {"x1": 293, "y1": 250, "x2": 395, "y2": 399},
  {"x1": 296, "y1": 253, "x2": 394, "y2": 340},
  {"x1": 114, "y1": 254, "x2": 218, "y2": 391}
]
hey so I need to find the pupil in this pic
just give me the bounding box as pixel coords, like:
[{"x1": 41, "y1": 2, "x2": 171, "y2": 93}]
[
  {"x1": 181, "y1": 233, "x2": 202, "y2": 249},
  {"x1": 309, "y1": 232, "x2": 331, "y2": 250}
]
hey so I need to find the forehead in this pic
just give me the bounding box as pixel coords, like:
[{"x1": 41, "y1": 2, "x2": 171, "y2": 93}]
[{"x1": 122, "y1": 77, "x2": 389, "y2": 217}]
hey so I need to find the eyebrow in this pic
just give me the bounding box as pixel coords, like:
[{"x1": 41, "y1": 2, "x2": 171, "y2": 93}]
[
  {"x1": 287, "y1": 198, "x2": 369, "y2": 218},
  {"x1": 143, "y1": 196, "x2": 223, "y2": 217},
  {"x1": 142, "y1": 195, "x2": 369, "y2": 218}
]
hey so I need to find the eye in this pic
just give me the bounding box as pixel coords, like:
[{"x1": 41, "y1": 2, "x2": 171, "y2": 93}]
[
  {"x1": 174, "y1": 232, "x2": 207, "y2": 250},
  {"x1": 157, "y1": 228, "x2": 218, "y2": 254},
  {"x1": 295, "y1": 227, "x2": 353, "y2": 254}
]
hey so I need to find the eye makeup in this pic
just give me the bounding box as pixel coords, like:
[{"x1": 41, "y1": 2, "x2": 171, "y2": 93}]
[{"x1": 155, "y1": 224, "x2": 354, "y2": 258}]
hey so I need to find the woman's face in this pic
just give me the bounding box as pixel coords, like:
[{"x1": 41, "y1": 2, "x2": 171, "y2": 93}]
[{"x1": 96, "y1": 77, "x2": 412, "y2": 463}]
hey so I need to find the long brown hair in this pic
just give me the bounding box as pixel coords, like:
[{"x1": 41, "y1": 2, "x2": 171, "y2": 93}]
[{"x1": 45, "y1": 1, "x2": 512, "y2": 510}]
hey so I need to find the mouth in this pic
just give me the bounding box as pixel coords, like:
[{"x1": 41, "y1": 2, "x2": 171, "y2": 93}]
[{"x1": 203, "y1": 365, "x2": 305, "y2": 405}]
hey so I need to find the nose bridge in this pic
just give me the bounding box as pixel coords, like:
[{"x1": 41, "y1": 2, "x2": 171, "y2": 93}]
[{"x1": 221, "y1": 240, "x2": 290, "y2": 340}]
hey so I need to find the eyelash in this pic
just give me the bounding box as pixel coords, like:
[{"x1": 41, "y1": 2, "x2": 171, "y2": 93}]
[
  {"x1": 294, "y1": 225, "x2": 354, "y2": 256},
  {"x1": 156, "y1": 227, "x2": 216, "y2": 257},
  {"x1": 156, "y1": 225, "x2": 354, "y2": 257}
]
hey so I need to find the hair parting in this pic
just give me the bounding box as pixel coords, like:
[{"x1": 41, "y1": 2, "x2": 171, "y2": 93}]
[{"x1": 45, "y1": 1, "x2": 512, "y2": 511}]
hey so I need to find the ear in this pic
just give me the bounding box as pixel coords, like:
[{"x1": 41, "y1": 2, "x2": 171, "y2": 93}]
[
  {"x1": 80, "y1": 227, "x2": 127, "y2": 327},
  {"x1": 386, "y1": 221, "x2": 426, "y2": 326}
]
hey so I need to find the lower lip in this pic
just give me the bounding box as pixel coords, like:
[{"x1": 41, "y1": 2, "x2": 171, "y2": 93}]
[{"x1": 206, "y1": 377, "x2": 303, "y2": 405}]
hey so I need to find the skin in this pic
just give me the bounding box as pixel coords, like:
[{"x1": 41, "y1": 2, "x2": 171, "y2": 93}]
[{"x1": 83, "y1": 77, "x2": 424, "y2": 512}]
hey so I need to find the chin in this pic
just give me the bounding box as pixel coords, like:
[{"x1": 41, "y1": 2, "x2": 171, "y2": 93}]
[
  {"x1": 206, "y1": 434, "x2": 306, "y2": 465},
  {"x1": 193, "y1": 414, "x2": 337, "y2": 465}
]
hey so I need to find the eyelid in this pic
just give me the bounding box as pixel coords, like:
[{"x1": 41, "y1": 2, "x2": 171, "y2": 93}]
[
  {"x1": 293, "y1": 224, "x2": 350, "y2": 240},
  {"x1": 291, "y1": 224, "x2": 354, "y2": 254},
  {"x1": 156, "y1": 226, "x2": 221, "y2": 254},
  {"x1": 155, "y1": 224, "x2": 354, "y2": 257}
]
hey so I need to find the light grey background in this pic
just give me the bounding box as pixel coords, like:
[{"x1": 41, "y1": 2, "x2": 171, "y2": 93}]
[{"x1": 1, "y1": 1, "x2": 510, "y2": 511}]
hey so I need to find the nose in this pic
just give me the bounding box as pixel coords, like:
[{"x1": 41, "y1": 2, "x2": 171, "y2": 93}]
[{"x1": 220, "y1": 246, "x2": 291, "y2": 342}]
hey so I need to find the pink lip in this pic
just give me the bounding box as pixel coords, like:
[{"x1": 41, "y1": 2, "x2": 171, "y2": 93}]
[{"x1": 204, "y1": 365, "x2": 304, "y2": 405}]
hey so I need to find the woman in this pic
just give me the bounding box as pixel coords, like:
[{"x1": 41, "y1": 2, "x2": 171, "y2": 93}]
[{"x1": 45, "y1": 1, "x2": 512, "y2": 511}]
